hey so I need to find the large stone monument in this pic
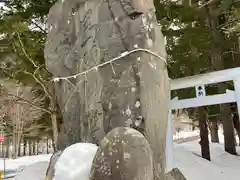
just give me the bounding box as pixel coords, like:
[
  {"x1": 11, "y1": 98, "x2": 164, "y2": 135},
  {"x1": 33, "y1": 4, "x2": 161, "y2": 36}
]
[{"x1": 44, "y1": 0, "x2": 170, "y2": 179}]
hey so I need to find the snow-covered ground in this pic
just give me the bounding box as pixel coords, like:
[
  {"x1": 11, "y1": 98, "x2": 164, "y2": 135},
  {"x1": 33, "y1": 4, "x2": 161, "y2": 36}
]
[
  {"x1": 173, "y1": 130, "x2": 199, "y2": 140},
  {"x1": 0, "y1": 154, "x2": 52, "y2": 179},
  {"x1": 0, "y1": 154, "x2": 52, "y2": 171},
  {"x1": 1, "y1": 131, "x2": 240, "y2": 180},
  {"x1": 175, "y1": 132, "x2": 240, "y2": 180}
]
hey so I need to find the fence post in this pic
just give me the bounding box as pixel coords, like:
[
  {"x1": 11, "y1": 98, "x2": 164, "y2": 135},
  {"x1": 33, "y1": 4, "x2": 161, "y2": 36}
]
[{"x1": 165, "y1": 109, "x2": 174, "y2": 172}]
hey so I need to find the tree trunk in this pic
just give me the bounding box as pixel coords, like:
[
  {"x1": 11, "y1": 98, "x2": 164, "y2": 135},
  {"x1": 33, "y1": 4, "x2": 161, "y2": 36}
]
[
  {"x1": 234, "y1": 134, "x2": 237, "y2": 146},
  {"x1": 9, "y1": 139, "x2": 13, "y2": 159},
  {"x1": 198, "y1": 106, "x2": 211, "y2": 161},
  {"x1": 210, "y1": 116, "x2": 219, "y2": 143},
  {"x1": 6, "y1": 138, "x2": 10, "y2": 158},
  {"x1": 236, "y1": 128, "x2": 240, "y2": 146},
  {"x1": 12, "y1": 133, "x2": 17, "y2": 159},
  {"x1": 23, "y1": 139, "x2": 27, "y2": 156},
  {"x1": 31, "y1": 140, "x2": 34, "y2": 155},
  {"x1": 233, "y1": 114, "x2": 240, "y2": 146},
  {"x1": 51, "y1": 112, "x2": 58, "y2": 152},
  {"x1": 36, "y1": 139, "x2": 39, "y2": 155},
  {"x1": 27, "y1": 141, "x2": 29, "y2": 155},
  {"x1": 18, "y1": 139, "x2": 21, "y2": 157},
  {"x1": 47, "y1": 138, "x2": 49, "y2": 154},
  {"x1": 33, "y1": 140, "x2": 36, "y2": 155},
  {"x1": 221, "y1": 103, "x2": 236, "y2": 154},
  {"x1": 205, "y1": 0, "x2": 236, "y2": 155},
  {"x1": 0, "y1": 142, "x2": 3, "y2": 158},
  {"x1": 28, "y1": 140, "x2": 32, "y2": 155}
]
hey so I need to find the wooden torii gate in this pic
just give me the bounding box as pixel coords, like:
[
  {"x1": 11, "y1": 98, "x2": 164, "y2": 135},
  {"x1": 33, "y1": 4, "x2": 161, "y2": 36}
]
[{"x1": 165, "y1": 67, "x2": 240, "y2": 172}]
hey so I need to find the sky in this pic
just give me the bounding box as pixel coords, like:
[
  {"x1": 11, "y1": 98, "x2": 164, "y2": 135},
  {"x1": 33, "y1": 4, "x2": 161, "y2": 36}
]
[{"x1": 0, "y1": 2, "x2": 10, "y2": 11}]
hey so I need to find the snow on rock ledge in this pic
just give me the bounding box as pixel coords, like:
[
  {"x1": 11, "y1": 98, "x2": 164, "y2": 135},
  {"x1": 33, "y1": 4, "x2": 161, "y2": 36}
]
[{"x1": 53, "y1": 143, "x2": 98, "y2": 180}]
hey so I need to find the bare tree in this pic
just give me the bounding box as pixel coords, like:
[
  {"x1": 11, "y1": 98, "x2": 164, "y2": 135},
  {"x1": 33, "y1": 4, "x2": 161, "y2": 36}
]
[{"x1": 0, "y1": 80, "x2": 44, "y2": 158}]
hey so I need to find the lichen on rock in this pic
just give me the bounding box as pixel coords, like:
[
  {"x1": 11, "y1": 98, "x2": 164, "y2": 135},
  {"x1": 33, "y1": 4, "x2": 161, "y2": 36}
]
[{"x1": 89, "y1": 127, "x2": 153, "y2": 180}]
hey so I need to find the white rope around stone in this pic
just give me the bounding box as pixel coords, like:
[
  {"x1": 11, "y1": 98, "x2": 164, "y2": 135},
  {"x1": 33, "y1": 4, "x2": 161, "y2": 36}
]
[{"x1": 52, "y1": 48, "x2": 167, "y2": 82}]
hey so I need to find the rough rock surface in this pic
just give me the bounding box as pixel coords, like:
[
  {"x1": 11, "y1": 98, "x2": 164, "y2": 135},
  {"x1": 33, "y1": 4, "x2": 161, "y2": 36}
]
[
  {"x1": 45, "y1": 0, "x2": 168, "y2": 146},
  {"x1": 166, "y1": 168, "x2": 187, "y2": 180},
  {"x1": 45, "y1": 151, "x2": 62, "y2": 180},
  {"x1": 45, "y1": 0, "x2": 169, "y2": 178},
  {"x1": 89, "y1": 127, "x2": 153, "y2": 180}
]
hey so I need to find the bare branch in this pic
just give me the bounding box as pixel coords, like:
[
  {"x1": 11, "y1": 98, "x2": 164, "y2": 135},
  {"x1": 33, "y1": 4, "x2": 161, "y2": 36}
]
[
  {"x1": 198, "y1": 0, "x2": 216, "y2": 9},
  {"x1": 24, "y1": 71, "x2": 52, "y2": 100},
  {"x1": 222, "y1": 51, "x2": 240, "y2": 55},
  {"x1": 15, "y1": 32, "x2": 53, "y2": 100},
  {"x1": 1, "y1": 92, "x2": 51, "y2": 114},
  {"x1": 30, "y1": 19, "x2": 47, "y2": 34},
  {"x1": 16, "y1": 32, "x2": 38, "y2": 68}
]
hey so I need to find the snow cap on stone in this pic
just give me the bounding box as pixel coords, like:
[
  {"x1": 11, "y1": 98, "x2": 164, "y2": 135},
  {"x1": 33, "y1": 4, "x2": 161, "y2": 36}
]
[{"x1": 53, "y1": 143, "x2": 98, "y2": 180}]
